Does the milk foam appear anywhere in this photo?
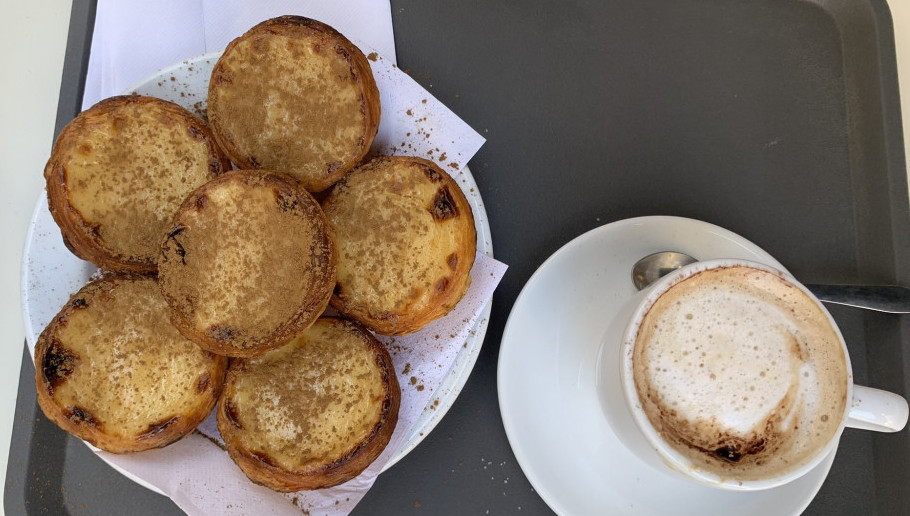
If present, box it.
[632,265,848,480]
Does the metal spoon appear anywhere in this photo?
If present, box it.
[631,251,698,291]
[631,251,910,314]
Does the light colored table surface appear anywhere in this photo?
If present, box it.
[1,1,909,511]
[0,0,72,510]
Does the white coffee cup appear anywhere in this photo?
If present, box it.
[614,258,908,491]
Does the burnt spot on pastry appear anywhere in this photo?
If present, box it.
[42,340,79,394]
[138,416,179,440]
[420,164,442,182]
[71,297,88,309]
[276,190,299,213]
[187,125,205,140]
[87,223,104,240]
[196,372,211,394]
[430,186,458,221]
[326,161,342,175]
[208,325,240,342]
[249,155,261,168]
[161,225,188,265]
[67,406,100,428]
[194,194,209,211]
[335,46,354,70]
[446,252,459,271]
[166,225,186,239]
[327,441,367,471]
[224,401,243,430]
[380,394,393,415]
[434,277,450,296]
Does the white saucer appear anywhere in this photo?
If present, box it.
[497,216,836,515]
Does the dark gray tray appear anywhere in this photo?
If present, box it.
[7,0,908,514]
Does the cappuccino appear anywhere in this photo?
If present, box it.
[631,265,848,482]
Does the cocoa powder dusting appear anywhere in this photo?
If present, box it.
[159,171,335,352]
[226,319,389,469]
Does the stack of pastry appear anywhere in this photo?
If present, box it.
[35,15,476,492]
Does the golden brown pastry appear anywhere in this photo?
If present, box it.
[44,95,230,273]
[207,15,381,192]
[157,169,336,357]
[217,317,400,491]
[321,156,476,335]
[34,274,228,453]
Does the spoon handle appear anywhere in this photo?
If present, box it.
[804,284,910,314]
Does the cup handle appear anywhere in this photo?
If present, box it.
[845,385,909,432]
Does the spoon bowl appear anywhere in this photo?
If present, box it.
[630,251,698,290]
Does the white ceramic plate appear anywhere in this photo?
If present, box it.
[22,53,492,478]
[497,216,835,516]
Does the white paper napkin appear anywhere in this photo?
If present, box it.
[70,1,508,515]
[83,0,396,110]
